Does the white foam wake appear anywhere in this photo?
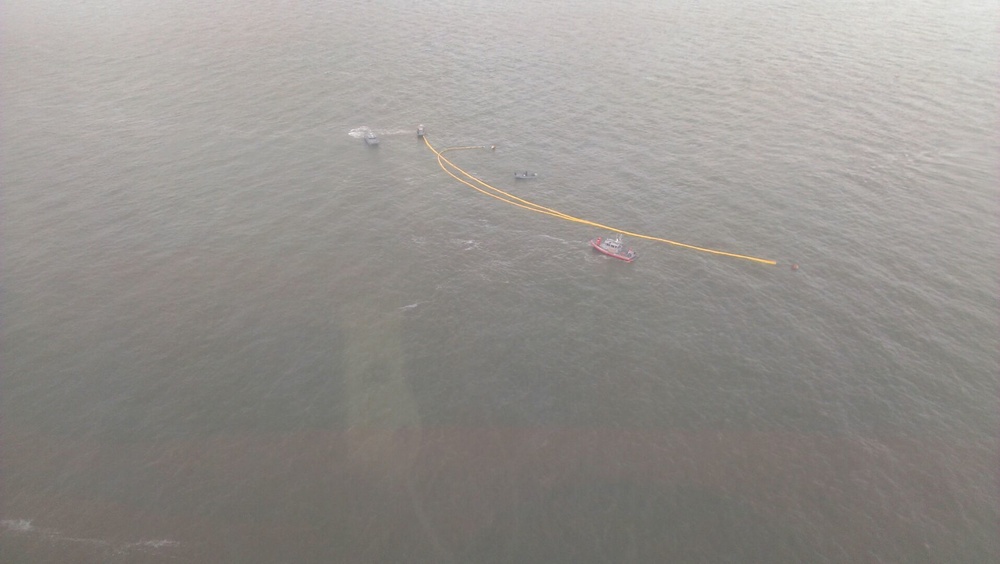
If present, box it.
[1,517,180,556]
[350,126,419,137]
[1,519,34,532]
[348,126,372,138]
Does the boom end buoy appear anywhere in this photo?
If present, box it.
[791,264,799,271]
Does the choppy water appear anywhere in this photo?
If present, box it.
[2,0,997,561]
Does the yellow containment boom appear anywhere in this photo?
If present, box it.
[422,135,777,266]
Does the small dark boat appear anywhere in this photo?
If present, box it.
[590,234,637,262]
[417,125,425,137]
[514,171,538,179]
[364,131,379,146]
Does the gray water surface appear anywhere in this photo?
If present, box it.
[2,0,997,561]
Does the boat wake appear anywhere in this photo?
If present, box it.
[348,126,372,138]
[350,126,417,138]
[1,518,181,557]
[537,234,573,245]
[1,519,34,533]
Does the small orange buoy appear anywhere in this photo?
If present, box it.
[791,264,799,271]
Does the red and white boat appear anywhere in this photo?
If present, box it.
[590,234,637,262]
